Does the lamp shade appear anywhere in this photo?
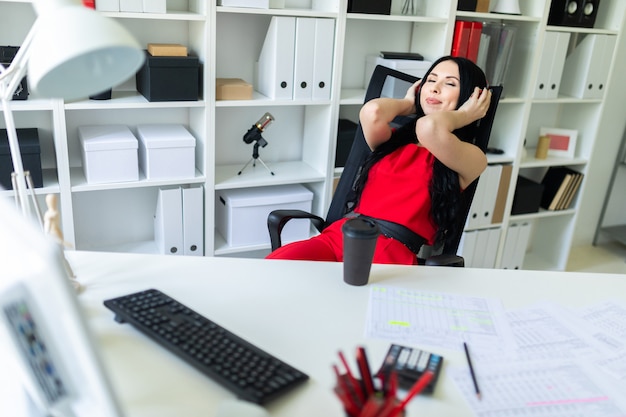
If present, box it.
[27,6,144,100]
[491,0,521,14]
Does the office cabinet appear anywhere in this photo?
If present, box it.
[1,0,624,270]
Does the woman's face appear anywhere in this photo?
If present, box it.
[419,60,461,115]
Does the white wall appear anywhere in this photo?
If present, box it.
[573,11,626,247]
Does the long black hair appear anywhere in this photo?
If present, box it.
[351,56,488,249]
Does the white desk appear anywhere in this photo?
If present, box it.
[25,252,626,416]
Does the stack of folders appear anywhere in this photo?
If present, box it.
[540,166,584,211]
[154,185,204,256]
[459,164,512,268]
[500,222,531,270]
[451,20,517,87]
[255,16,335,100]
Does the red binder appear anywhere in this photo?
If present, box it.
[467,21,483,63]
[451,20,472,58]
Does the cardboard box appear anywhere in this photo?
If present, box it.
[136,51,200,102]
[216,78,253,100]
[0,128,43,190]
[216,184,314,247]
[78,125,138,184]
[135,124,196,180]
[147,43,188,57]
[364,55,432,97]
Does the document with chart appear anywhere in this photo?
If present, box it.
[364,285,514,351]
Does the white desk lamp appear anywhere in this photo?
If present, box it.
[0,0,144,220]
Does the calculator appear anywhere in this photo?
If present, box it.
[376,344,443,393]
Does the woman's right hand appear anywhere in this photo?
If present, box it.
[403,80,421,113]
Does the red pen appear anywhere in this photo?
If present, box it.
[356,346,376,396]
[339,350,366,403]
[333,364,361,417]
[387,370,434,417]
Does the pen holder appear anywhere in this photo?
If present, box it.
[334,374,404,417]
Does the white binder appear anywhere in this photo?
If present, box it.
[479,164,503,227]
[466,169,489,229]
[534,32,570,99]
[482,227,501,269]
[312,18,335,101]
[473,228,491,268]
[501,223,520,269]
[457,230,478,268]
[560,34,616,99]
[510,221,531,270]
[182,185,204,256]
[293,18,316,100]
[154,187,183,256]
[256,16,296,99]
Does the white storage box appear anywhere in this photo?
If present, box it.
[78,125,138,184]
[216,184,314,247]
[136,124,196,180]
[364,55,432,98]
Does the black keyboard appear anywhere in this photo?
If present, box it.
[103,289,309,404]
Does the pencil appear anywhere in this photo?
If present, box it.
[463,342,481,400]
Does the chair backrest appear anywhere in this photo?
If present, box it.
[326,64,503,256]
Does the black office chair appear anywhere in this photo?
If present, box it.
[268,64,503,266]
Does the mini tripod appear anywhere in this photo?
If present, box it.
[238,112,275,176]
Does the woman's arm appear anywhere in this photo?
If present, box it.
[416,87,491,189]
[359,80,421,150]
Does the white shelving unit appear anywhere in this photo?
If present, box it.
[1,0,624,271]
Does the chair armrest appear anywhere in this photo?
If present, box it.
[267,209,325,252]
[424,253,465,267]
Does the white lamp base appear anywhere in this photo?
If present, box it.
[491,0,521,15]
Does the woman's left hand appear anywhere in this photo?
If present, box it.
[458,87,492,124]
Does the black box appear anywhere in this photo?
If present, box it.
[136,51,200,102]
[511,176,544,215]
[457,0,478,11]
[1,46,29,100]
[0,128,43,190]
[335,119,358,168]
[348,0,391,14]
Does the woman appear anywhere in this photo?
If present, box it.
[266,56,492,265]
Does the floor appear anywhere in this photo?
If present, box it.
[566,241,626,274]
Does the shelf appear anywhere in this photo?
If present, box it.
[69,167,206,192]
[64,92,205,110]
[215,161,324,190]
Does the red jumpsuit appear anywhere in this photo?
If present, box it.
[266,144,437,265]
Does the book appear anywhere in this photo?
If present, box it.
[379,51,424,60]
[540,167,581,211]
[558,172,583,210]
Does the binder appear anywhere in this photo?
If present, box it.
[476,33,491,71]
[560,34,616,99]
[256,16,296,99]
[311,18,335,101]
[510,221,531,270]
[451,20,471,58]
[473,228,490,268]
[500,223,519,269]
[478,164,503,226]
[483,227,501,269]
[491,164,512,224]
[465,169,488,229]
[182,185,204,256]
[155,186,183,255]
[293,18,316,100]
[547,32,570,99]
[457,230,478,267]
[534,32,569,99]
[466,21,483,63]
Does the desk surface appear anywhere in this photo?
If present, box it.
[14,252,626,416]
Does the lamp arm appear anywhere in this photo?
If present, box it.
[0,19,37,101]
[0,20,39,218]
